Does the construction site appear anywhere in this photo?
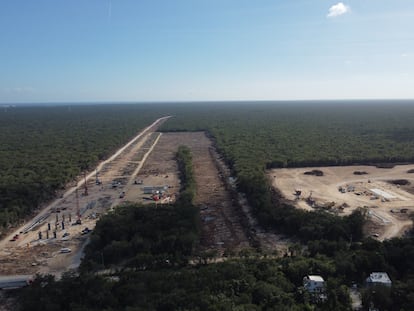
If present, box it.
[270,165,414,241]
[132,132,255,255]
[0,117,170,277]
[4,111,413,282]
[0,118,286,282]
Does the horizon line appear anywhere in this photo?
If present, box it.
[1,98,414,106]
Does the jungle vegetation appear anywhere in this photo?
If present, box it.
[160,102,414,240]
[4,101,414,310]
[0,105,163,232]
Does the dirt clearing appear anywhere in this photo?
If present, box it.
[269,165,414,240]
[135,132,252,255]
[0,123,284,278]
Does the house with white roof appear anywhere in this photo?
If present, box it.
[366,272,392,287]
[303,275,325,293]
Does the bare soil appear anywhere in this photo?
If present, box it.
[136,132,252,255]
[269,165,414,241]
[0,117,169,276]
[0,123,286,278]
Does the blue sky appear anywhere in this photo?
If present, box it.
[1,0,413,103]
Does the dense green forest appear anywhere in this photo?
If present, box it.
[161,102,414,167]
[81,202,200,270]
[20,237,414,310]
[159,102,414,240]
[20,259,349,311]
[3,101,414,310]
[3,101,414,233]
[81,146,199,270]
[0,105,163,232]
[18,144,352,311]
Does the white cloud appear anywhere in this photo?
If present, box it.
[327,2,350,18]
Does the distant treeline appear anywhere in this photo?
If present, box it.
[0,105,163,232]
[3,102,414,233]
[161,102,414,168]
[17,102,414,311]
[160,102,414,239]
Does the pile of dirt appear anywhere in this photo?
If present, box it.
[375,163,395,169]
[389,179,411,186]
[354,171,368,175]
[304,169,324,176]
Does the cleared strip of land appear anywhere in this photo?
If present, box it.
[0,117,169,276]
[135,132,252,255]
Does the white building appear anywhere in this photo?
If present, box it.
[303,275,325,293]
[366,272,392,287]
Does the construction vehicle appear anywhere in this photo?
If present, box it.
[73,219,82,225]
[81,227,91,235]
[112,181,121,188]
[10,234,19,242]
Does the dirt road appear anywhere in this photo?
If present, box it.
[0,116,169,276]
[1,122,287,277]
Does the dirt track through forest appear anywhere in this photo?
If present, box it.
[136,132,252,255]
[0,125,280,278]
[189,135,251,254]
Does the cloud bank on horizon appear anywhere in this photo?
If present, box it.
[327,2,351,18]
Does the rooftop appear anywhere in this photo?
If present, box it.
[306,275,325,282]
[367,272,392,284]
